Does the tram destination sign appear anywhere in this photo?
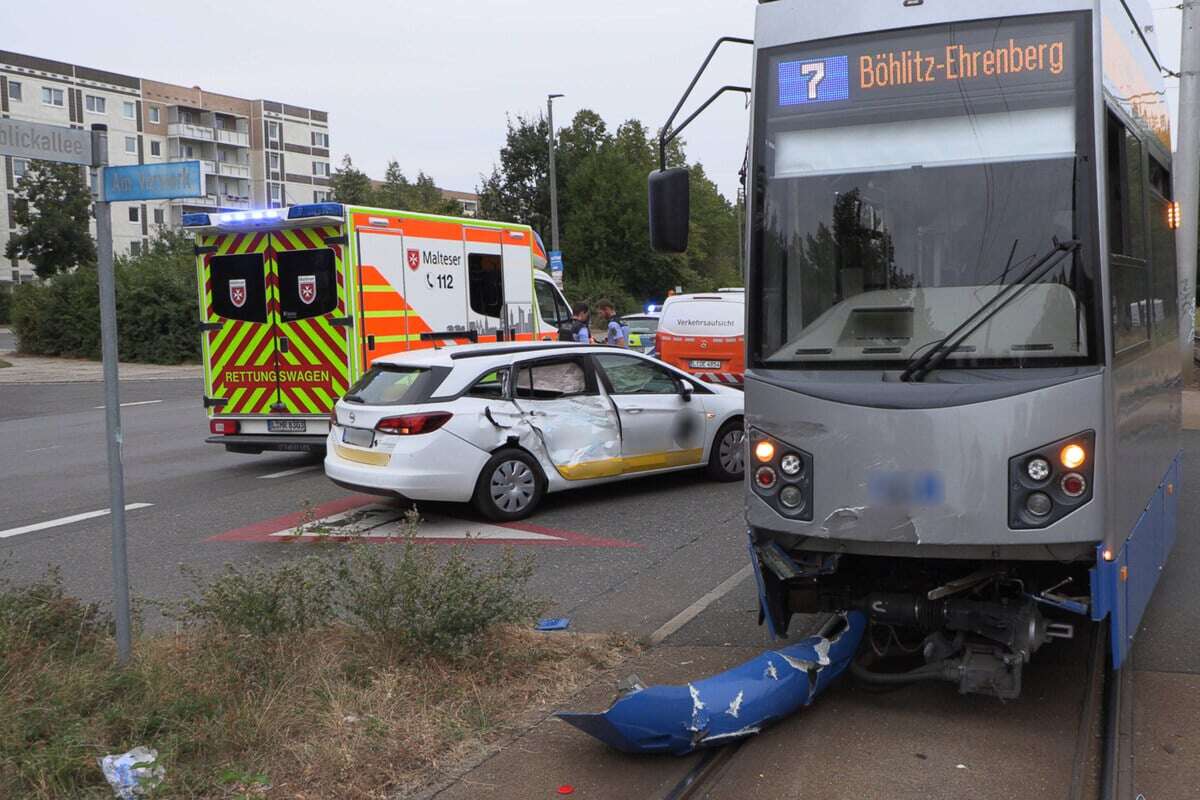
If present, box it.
[0,118,93,166]
[775,16,1078,110]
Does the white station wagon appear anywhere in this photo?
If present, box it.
[325,342,746,520]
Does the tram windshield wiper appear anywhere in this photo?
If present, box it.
[900,238,1082,383]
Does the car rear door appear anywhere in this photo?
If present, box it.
[592,353,707,473]
[511,355,622,480]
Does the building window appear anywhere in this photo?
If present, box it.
[12,159,29,179]
[312,161,330,177]
[41,87,64,107]
[122,101,135,119]
[125,136,137,154]
[311,131,330,148]
[85,94,106,114]
[129,207,140,223]
[314,190,332,203]
[153,208,164,225]
[269,184,282,207]
[148,105,160,123]
[7,81,21,101]
[150,140,161,157]
[130,241,142,257]
[267,121,281,148]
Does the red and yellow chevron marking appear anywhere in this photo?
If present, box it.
[203,232,279,415]
[269,228,350,415]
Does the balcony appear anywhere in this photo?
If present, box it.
[167,122,214,142]
[215,128,250,148]
[198,160,217,175]
[168,194,251,210]
[218,162,251,179]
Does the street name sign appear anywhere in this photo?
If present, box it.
[0,118,93,166]
[103,161,202,202]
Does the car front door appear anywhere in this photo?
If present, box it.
[511,356,622,480]
[593,353,707,474]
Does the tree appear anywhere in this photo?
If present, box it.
[478,114,552,234]
[330,155,374,205]
[5,161,96,279]
[478,109,741,313]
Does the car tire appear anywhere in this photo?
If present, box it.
[706,418,745,482]
[472,448,547,522]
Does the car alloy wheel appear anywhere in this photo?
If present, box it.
[719,428,745,475]
[490,459,536,514]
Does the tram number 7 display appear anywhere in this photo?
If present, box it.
[777,16,1076,109]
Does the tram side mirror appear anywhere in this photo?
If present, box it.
[649,168,690,253]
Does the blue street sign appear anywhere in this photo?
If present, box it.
[103,161,203,202]
[549,250,564,274]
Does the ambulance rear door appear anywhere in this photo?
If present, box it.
[270,225,352,416]
[464,227,505,340]
[199,231,277,416]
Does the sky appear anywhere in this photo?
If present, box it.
[1,1,1186,200]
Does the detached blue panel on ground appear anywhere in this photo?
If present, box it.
[1092,453,1180,669]
[557,612,865,755]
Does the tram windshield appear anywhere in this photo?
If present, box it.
[753,13,1098,369]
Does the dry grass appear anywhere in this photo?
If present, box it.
[2,622,635,800]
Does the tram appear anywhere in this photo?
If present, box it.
[650,0,1186,697]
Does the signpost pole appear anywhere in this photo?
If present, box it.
[1179,1,1200,376]
[92,125,133,666]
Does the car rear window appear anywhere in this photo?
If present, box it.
[625,317,660,334]
[346,366,433,405]
[660,300,744,337]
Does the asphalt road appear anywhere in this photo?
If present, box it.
[0,376,762,648]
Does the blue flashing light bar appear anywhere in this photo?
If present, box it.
[288,203,344,220]
[181,212,211,227]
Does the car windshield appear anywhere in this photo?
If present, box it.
[752,12,1098,369]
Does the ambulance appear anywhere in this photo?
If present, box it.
[184,203,573,453]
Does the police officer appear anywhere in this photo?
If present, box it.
[559,302,593,343]
[596,300,628,348]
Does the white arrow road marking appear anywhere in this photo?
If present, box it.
[93,400,163,409]
[259,465,322,480]
[0,503,154,540]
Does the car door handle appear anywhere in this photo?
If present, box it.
[625,407,644,414]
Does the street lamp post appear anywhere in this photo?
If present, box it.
[547,93,565,254]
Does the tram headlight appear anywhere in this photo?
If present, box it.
[1025,492,1053,517]
[779,485,805,511]
[1026,457,1051,482]
[749,428,814,522]
[780,453,804,477]
[1060,444,1087,470]
[1009,431,1095,530]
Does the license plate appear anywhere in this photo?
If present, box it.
[267,419,307,433]
[690,360,722,370]
[342,426,375,448]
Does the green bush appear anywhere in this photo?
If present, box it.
[338,520,544,658]
[0,285,11,325]
[176,557,339,638]
[10,230,199,364]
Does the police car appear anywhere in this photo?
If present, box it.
[325,342,745,520]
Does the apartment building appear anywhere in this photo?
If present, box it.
[0,50,330,284]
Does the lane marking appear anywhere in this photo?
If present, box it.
[93,400,164,409]
[258,465,322,480]
[208,495,640,548]
[25,445,63,454]
[0,503,154,540]
[649,564,754,645]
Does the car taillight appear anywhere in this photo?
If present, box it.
[210,419,240,435]
[329,407,338,427]
[375,412,452,436]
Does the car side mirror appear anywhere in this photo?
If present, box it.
[679,380,694,402]
[649,168,690,253]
